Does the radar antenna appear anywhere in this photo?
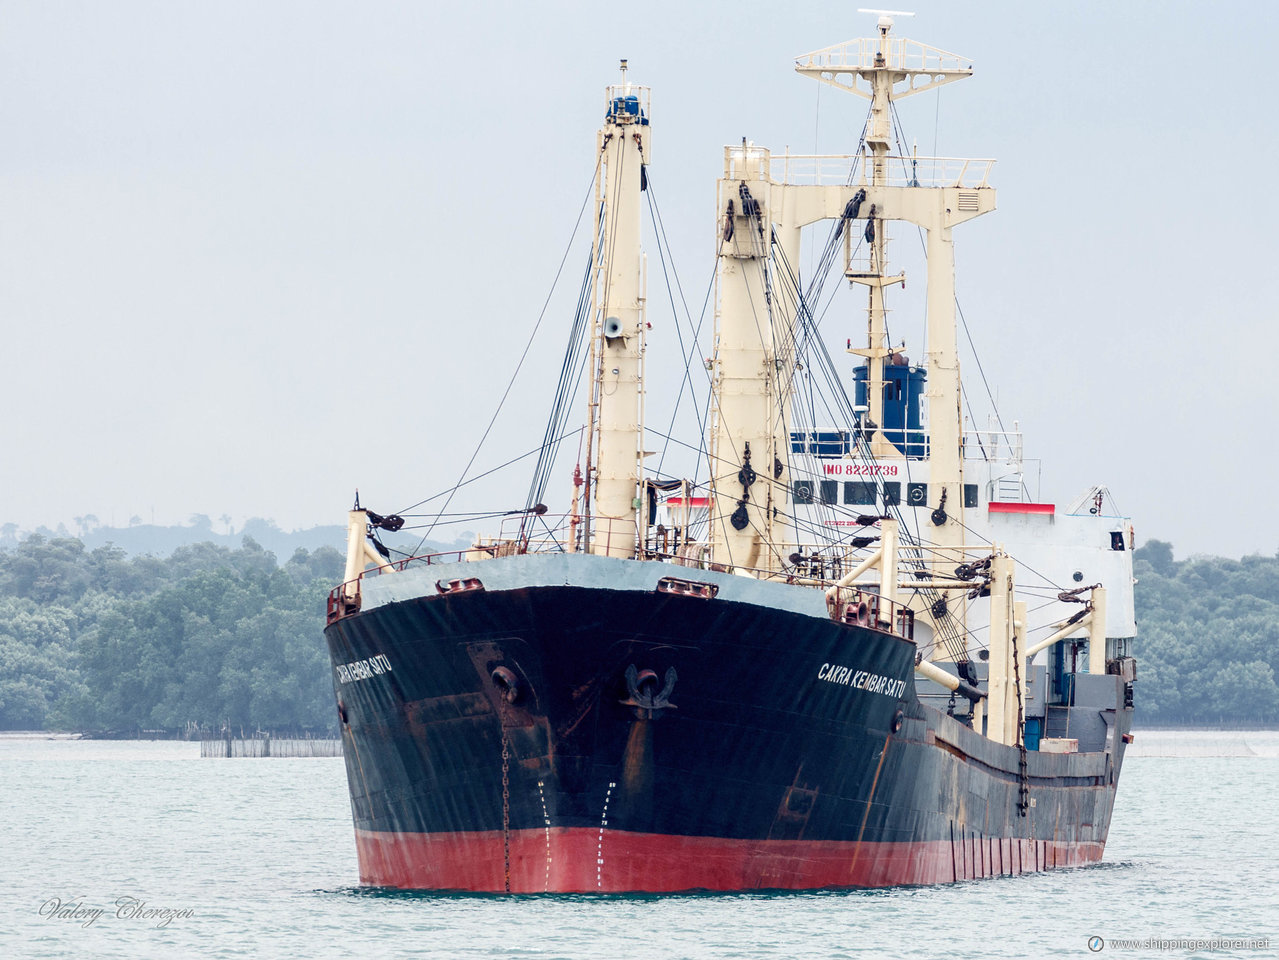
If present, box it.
[857,8,916,32]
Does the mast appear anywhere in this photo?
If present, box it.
[791,14,993,643]
[845,14,907,459]
[589,62,650,559]
[708,142,786,573]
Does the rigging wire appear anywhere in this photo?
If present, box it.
[397,432,582,516]
[889,99,1007,441]
[391,89,1070,660]
[377,426,585,559]
[644,174,716,477]
[522,232,599,529]
[404,151,605,555]
[883,99,1050,603]
[770,233,971,663]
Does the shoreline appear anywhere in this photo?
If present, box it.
[3,723,1277,740]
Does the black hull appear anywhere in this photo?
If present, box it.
[324,556,1130,891]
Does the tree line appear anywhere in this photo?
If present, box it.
[0,535,344,734]
[1130,540,1279,724]
[0,534,1276,733]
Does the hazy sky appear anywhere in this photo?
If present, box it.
[3,1,1276,558]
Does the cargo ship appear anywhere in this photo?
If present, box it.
[324,14,1137,892]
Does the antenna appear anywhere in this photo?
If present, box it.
[857,7,914,31]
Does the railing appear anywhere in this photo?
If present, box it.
[324,516,982,633]
[326,548,472,624]
[604,83,650,124]
[963,429,1024,463]
[723,143,772,181]
[771,153,995,189]
[795,37,971,76]
[779,543,878,582]
[327,512,644,624]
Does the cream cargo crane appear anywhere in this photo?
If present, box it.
[585,62,650,559]
[784,11,992,645]
[704,13,1069,745]
[710,11,993,578]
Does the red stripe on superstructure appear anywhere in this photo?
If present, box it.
[988,502,1056,515]
[353,827,1104,892]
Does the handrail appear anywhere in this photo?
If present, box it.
[795,37,971,76]
[326,513,994,627]
[771,153,995,188]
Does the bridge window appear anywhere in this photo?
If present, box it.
[788,431,851,456]
[844,482,875,505]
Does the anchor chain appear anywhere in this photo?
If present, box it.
[499,704,511,891]
[1012,624,1030,817]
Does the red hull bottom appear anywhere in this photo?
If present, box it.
[354,827,1104,892]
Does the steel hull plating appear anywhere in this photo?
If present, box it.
[324,562,1130,892]
[352,828,1105,891]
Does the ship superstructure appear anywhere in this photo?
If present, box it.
[323,15,1136,892]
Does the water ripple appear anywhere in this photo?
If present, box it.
[2,741,1275,959]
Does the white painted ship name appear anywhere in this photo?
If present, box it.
[335,654,393,684]
[817,663,906,699]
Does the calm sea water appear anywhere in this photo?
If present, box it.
[2,736,1275,959]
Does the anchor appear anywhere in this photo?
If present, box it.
[620,664,678,719]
